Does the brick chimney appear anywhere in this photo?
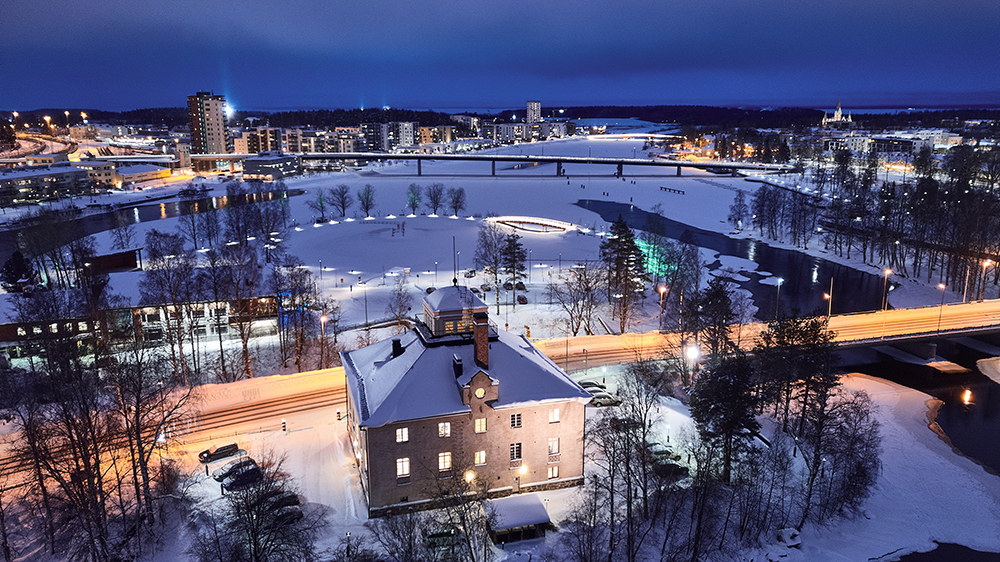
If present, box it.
[473,312,489,369]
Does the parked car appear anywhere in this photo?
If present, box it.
[426,287,436,294]
[222,465,262,491]
[480,283,492,292]
[503,281,513,291]
[464,268,476,278]
[264,491,301,511]
[273,505,305,525]
[212,458,257,482]
[590,392,622,407]
[516,295,528,305]
[515,281,526,291]
[199,443,239,464]
[470,287,482,296]
[579,380,607,391]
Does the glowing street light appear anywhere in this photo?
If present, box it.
[658,285,667,330]
[882,269,892,311]
[937,283,947,333]
[43,115,51,132]
[64,110,70,129]
[824,277,834,318]
[320,313,329,369]
[981,259,992,301]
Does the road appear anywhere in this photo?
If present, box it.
[178,300,1000,441]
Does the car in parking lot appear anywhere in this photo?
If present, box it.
[261,490,301,511]
[589,392,622,407]
[212,458,257,482]
[470,287,482,296]
[516,295,528,305]
[579,380,607,392]
[273,505,305,525]
[515,281,526,291]
[503,281,513,290]
[222,464,263,491]
[199,443,239,463]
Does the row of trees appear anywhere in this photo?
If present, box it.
[558,300,880,562]
[744,145,1000,299]
[308,183,468,222]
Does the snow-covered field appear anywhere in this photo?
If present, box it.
[6,134,1000,560]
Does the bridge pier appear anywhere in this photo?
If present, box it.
[676,166,681,176]
[616,163,623,177]
[492,160,495,176]
[417,159,422,176]
[556,161,563,176]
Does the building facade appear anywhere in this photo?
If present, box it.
[342,286,590,517]
[187,91,229,171]
[526,101,541,124]
[242,151,301,180]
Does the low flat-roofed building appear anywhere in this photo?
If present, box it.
[242,151,301,180]
[25,153,68,166]
[0,163,89,203]
[115,164,170,187]
[74,160,117,187]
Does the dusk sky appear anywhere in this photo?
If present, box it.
[4,0,998,113]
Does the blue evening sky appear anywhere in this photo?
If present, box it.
[3,0,998,112]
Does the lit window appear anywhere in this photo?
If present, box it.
[438,452,452,472]
[396,428,408,443]
[16,327,25,336]
[397,458,410,477]
[549,438,560,455]
[439,422,451,438]
[475,418,487,433]
[510,443,522,461]
[549,408,560,423]
[548,465,559,479]
[510,413,522,428]
[475,451,486,465]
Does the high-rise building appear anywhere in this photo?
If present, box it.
[187,91,229,156]
[526,100,541,124]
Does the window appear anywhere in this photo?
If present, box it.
[549,437,560,455]
[438,452,452,472]
[16,327,25,336]
[475,418,487,433]
[438,422,451,438]
[549,408,560,423]
[475,451,486,465]
[396,428,408,443]
[396,458,410,477]
[510,413,522,428]
[548,466,559,479]
[510,443,522,461]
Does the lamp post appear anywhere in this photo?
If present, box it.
[774,278,783,318]
[435,261,438,285]
[823,277,833,318]
[658,286,667,330]
[320,313,328,368]
[881,269,892,339]
[882,269,892,311]
[529,249,532,283]
[43,115,51,134]
[937,283,946,333]
[64,110,70,131]
[981,259,992,301]
[11,112,17,132]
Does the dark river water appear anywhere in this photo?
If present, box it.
[0,189,301,257]
[578,200,885,319]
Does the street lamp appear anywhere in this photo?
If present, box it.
[529,249,532,283]
[981,260,992,301]
[658,286,667,330]
[64,110,70,130]
[43,115,51,133]
[937,283,946,333]
[882,269,892,311]
[774,278,783,318]
[824,277,833,318]
[320,314,329,369]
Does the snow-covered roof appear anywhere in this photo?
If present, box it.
[488,494,551,530]
[423,284,486,313]
[116,164,167,176]
[342,291,590,428]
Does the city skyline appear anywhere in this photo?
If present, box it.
[3,0,999,112]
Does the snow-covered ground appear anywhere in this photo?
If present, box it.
[6,134,1000,559]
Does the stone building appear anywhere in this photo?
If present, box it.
[342,285,590,517]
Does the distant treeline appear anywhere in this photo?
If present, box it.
[8,104,1000,131]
